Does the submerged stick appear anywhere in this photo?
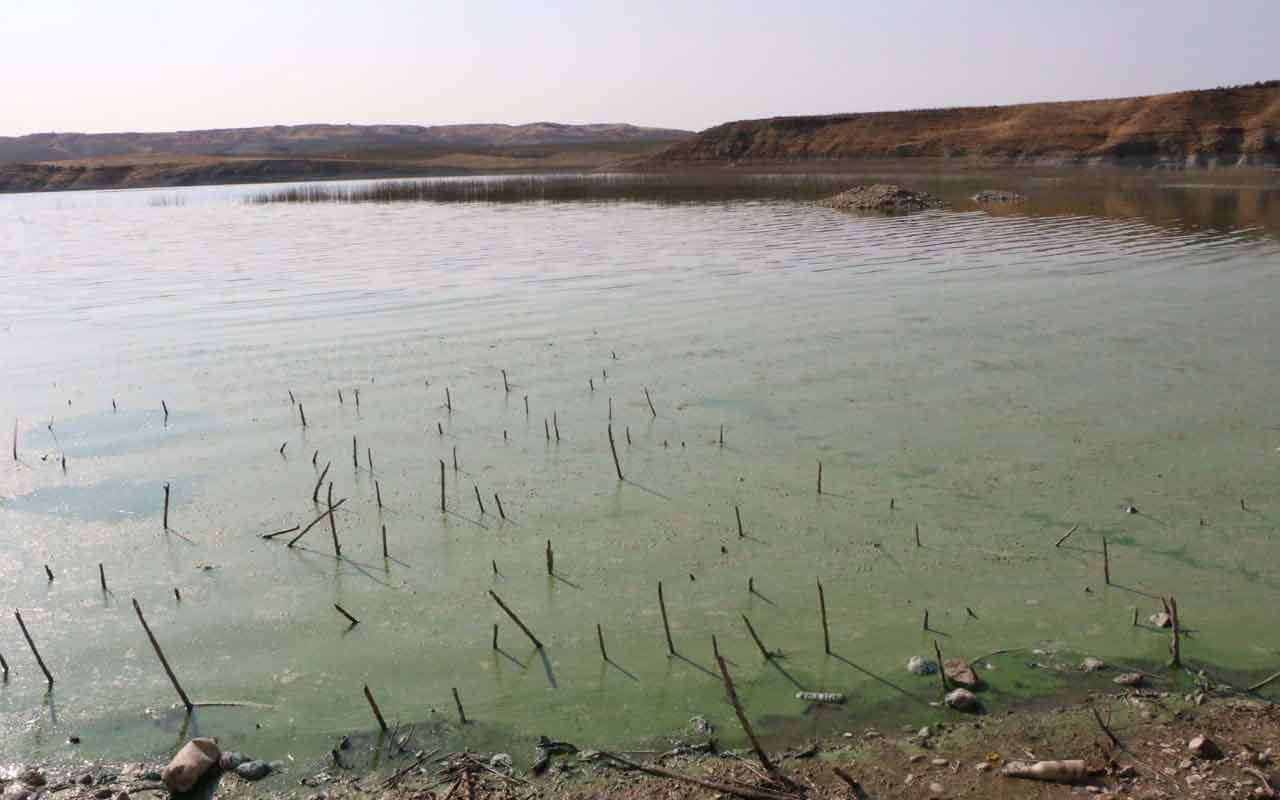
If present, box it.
[132,598,193,712]
[644,387,657,418]
[933,640,948,694]
[714,654,784,784]
[262,524,301,540]
[335,604,360,626]
[1055,524,1079,548]
[597,623,608,661]
[363,684,389,732]
[1169,596,1182,667]
[288,498,348,546]
[607,424,624,480]
[494,493,506,520]
[452,687,467,724]
[14,609,53,687]
[658,581,676,655]
[439,460,446,513]
[313,461,331,503]
[488,590,543,649]
[742,614,771,659]
[162,482,170,530]
[1246,670,1280,693]
[474,485,486,515]
[817,579,831,654]
[735,505,744,537]
[1103,536,1111,585]
[327,482,341,557]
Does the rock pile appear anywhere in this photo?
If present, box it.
[820,184,944,212]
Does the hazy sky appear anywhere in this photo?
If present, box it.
[2,0,1276,136]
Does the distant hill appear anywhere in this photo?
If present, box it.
[639,82,1280,168]
[0,122,692,163]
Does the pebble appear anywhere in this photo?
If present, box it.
[235,761,273,781]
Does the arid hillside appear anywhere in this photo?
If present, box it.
[641,83,1280,168]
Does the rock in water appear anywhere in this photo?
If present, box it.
[819,184,943,212]
[1080,657,1106,672]
[795,691,846,704]
[943,658,979,688]
[1149,612,1172,628]
[972,189,1025,203]
[944,688,979,712]
[234,761,272,781]
[162,738,221,794]
[1114,672,1145,687]
[907,655,938,675]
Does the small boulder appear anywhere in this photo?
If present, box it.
[945,688,979,712]
[1114,672,1145,687]
[1189,735,1223,760]
[908,656,938,675]
[1080,657,1106,672]
[1150,612,1173,628]
[18,769,46,789]
[219,752,249,771]
[820,184,944,213]
[234,761,272,781]
[490,753,513,770]
[944,658,979,688]
[162,738,221,794]
[2,784,32,800]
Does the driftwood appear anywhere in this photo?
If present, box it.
[1246,670,1280,692]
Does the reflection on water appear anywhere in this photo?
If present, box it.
[1,174,1279,770]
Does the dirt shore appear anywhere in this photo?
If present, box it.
[6,683,1276,800]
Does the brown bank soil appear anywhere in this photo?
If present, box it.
[7,689,1278,800]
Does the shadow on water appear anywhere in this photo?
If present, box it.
[829,652,934,706]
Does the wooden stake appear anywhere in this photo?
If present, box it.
[162,482,170,530]
[299,403,308,428]
[597,623,608,661]
[132,598,193,711]
[174,588,181,602]
[589,378,594,392]
[288,498,348,546]
[363,684,389,732]
[289,390,295,405]
[279,441,288,456]
[644,387,657,418]
[545,540,554,576]
[494,493,506,520]
[439,459,446,513]
[99,563,108,592]
[11,418,17,461]
[312,449,318,466]
[161,400,169,421]
[1169,596,1182,667]
[474,485,486,515]
[719,425,724,446]
[502,369,510,393]
[488,590,543,649]
[1055,524,1079,547]
[437,421,443,435]
[608,397,613,420]
[817,579,831,654]
[625,426,631,445]
[327,482,341,556]
[335,604,360,625]
[915,523,921,547]
[375,480,383,509]
[354,387,360,409]
[492,623,499,648]
[524,394,529,416]
[445,387,452,412]
[0,651,7,677]
[338,389,344,404]
[381,524,388,559]
[452,445,458,471]
[553,412,560,442]
[1103,536,1111,585]
[714,654,783,783]
[1133,607,1139,626]
[933,639,949,694]
[544,418,550,441]
[735,505,744,537]
[923,609,929,630]
[44,565,53,582]
[313,461,331,503]
[712,634,720,660]
[607,424,624,480]
[817,461,823,495]
[658,581,676,655]
[452,687,467,724]
[14,609,53,687]
[742,614,771,659]
[352,435,358,470]
[492,560,499,576]
[748,576,754,594]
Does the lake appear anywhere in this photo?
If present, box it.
[2,173,1279,772]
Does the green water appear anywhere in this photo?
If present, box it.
[1,176,1278,772]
